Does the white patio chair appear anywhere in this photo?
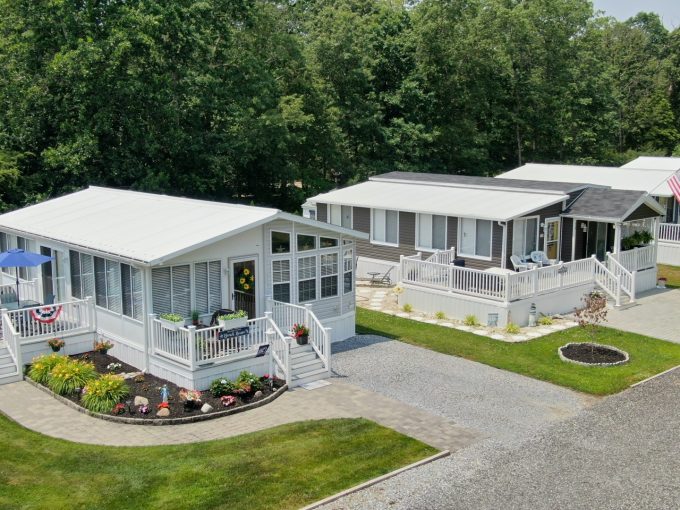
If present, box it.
[510,255,529,272]
[530,251,553,266]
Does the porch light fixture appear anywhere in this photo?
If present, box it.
[580,223,588,232]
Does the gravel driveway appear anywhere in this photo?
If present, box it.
[323,336,680,509]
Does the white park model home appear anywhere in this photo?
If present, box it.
[0,187,366,388]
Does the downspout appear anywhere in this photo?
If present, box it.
[498,221,508,269]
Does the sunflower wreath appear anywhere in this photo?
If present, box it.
[236,267,255,292]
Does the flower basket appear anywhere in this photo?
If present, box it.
[159,317,185,331]
[218,311,248,331]
[296,334,309,345]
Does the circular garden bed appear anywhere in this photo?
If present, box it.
[558,342,629,367]
[26,351,286,425]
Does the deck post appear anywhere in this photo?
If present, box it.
[265,295,273,313]
[187,326,197,370]
[324,326,332,375]
[631,271,637,302]
[304,303,312,328]
[615,274,622,307]
[265,315,274,377]
[532,269,538,296]
[146,313,157,372]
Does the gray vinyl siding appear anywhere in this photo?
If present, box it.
[506,201,565,266]
[624,203,661,222]
[352,207,418,262]
[317,203,328,223]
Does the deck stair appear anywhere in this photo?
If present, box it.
[289,343,328,386]
[0,341,22,385]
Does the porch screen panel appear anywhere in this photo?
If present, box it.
[81,254,95,300]
[132,267,143,321]
[106,260,122,313]
[476,220,491,257]
[194,262,209,314]
[94,257,107,307]
[16,237,28,280]
[152,267,171,315]
[171,265,191,317]
[70,251,82,299]
[121,264,133,317]
[208,261,222,312]
[272,259,291,303]
[343,247,353,294]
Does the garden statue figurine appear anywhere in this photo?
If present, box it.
[160,384,170,403]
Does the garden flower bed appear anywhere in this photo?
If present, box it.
[26,352,286,424]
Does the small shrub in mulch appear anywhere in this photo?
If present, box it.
[28,352,284,420]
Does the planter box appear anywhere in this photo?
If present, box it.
[219,317,248,330]
[159,317,185,331]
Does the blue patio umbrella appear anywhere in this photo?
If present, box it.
[0,248,53,304]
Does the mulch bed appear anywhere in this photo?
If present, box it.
[52,352,285,420]
[560,343,627,364]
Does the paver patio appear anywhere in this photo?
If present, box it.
[0,379,478,451]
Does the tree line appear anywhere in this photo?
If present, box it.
[0,0,679,213]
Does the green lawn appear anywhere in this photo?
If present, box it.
[357,308,680,395]
[658,264,680,288]
[0,415,436,510]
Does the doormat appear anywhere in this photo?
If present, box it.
[299,380,331,391]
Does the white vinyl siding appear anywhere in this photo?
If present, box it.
[272,259,291,303]
[320,253,339,298]
[512,217,539,259]
[297,256,317,303]
[459,218,492,259]
[372,209,398,245]
[417,214,446,251]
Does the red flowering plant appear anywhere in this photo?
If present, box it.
[112,403,126,415]
[157,402,170,410]
[291,323,309,338]
[221,395,237,407]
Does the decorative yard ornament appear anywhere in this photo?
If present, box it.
[30,305,63,324]
[160,384,170,403]
[528,303,537,327]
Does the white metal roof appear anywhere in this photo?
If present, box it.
[497,163,674,197]
[0,187,364,265]
[310,180,566,221]
[622,156,680,171]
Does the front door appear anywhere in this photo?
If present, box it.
[231,259,256,319]
[544,218,561,260]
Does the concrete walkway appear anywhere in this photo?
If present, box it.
[605,287,680,343]
[0,379,479,451]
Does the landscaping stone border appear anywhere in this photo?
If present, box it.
[25,376,288,425]
[558,342,630,367]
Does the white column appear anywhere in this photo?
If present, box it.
[613,222,622,254]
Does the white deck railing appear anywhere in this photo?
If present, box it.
[401,253,640,305]
[659,223,680,243]
[0,278,40,305]
[269,300,331,374]
[2,313,21,375]
[610,245,656,272]
[424,248,457,265]
[2,297,95,342]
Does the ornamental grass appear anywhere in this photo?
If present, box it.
[27,354,68,384]
[81,374,129,413]
[47,358,97,395]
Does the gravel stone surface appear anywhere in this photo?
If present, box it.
[323,336,680,509]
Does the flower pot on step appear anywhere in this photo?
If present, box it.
[296,334,309,345]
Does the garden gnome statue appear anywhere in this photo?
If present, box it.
[160,384,170,403]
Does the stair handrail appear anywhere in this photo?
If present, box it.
[606,253,636,302]
[592,256,621,306]
[265,312,291,386]
[1,308,21,375]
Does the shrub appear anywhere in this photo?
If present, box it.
[402,303,413,313]
[538,315,554,326]
[505,322,521,334]
[236,370,263,393]
[463,315,479,327]
[47,358,97,395]
[28,354,67,384]
[435,311,446,320]
[81,374,130,413]
[210,377,236,397]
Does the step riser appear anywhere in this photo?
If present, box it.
[291,361,325,375]
[291,352,317,364]
[0,364,18,376]
[0,372,23,385]
[290,370,329,388]
[0,348,9,357]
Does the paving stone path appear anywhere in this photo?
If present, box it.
[0,379,479,451]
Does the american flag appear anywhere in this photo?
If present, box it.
[669,171,680,204]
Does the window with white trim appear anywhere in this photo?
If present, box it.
[271,231,291,254]
[343,246,353,294]
[372,209,398,245]
[329,204,352,228]
[417,214,446,251]
[272,259,291,303]
[297,256,317,303]
[16,236,29,280]
[297,234,316,252]
[94,257,122,313]
[121,264,143,321]
[320,236,338,248]
[512,217,539,259]
[69,251,95,300]
[320,253,338,298]
[459,218,492,258]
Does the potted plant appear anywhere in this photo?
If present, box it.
[47,338,65,353]
[158,312,185,331]
[94,339,114,356]
[218,310,248,330]
[658,277,668,288]
[291,323,310,345]
[191,310,200,327]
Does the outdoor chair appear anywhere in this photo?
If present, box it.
[370,267,393,286]
[510,255,529,272]
[209,308,235,327]
[530,251,558,266]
